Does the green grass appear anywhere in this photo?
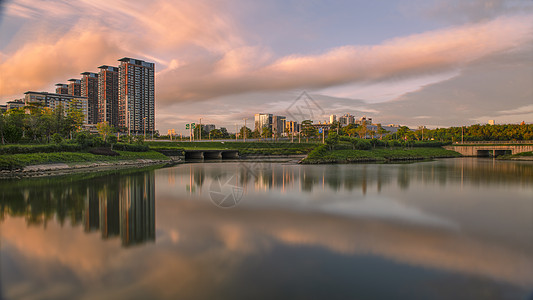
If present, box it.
[513,151,533,157]
[0,150,169,170]
[147,141,317,155]
[303,146,461,164]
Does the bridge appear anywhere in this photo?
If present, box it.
[183,150,239,160]
[444,141,533,157]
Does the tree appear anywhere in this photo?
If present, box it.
[329,121,342,135]
[344,124,357,137]
[376,124,389,140]
[219,127,230,138]
[107,135,118,150]
[239,126,252,140]
[261,127,273,140]
[325,132,339,150]
[96,121,114,142]
[51,133,63,144]
[65,99,85,137]
[251,129,261,139]
[301,120,317,142]
[210,129,223,139]
[356,124,368,139]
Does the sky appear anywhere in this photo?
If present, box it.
[0,0,532,134]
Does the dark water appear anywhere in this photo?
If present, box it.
[1,158,532,300]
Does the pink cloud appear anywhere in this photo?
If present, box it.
[157,14,533,103]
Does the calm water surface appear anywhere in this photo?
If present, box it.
[1,158,532,300]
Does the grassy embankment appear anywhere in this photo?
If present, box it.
[497,151,533,160]
[302,140,461,164]
[0,143,169,170]
[146,141,317,155]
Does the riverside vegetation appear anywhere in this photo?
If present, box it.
[302,134,460,164]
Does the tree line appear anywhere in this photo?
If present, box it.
[0,102,85,144]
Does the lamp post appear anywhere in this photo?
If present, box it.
[243,118,248,142]
[199,118,202,141]
[143,117,146,139]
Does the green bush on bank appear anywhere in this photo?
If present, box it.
[0,150,169,170]
[303,147,461,164]
[0,143,83,155]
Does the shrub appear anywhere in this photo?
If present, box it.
[76,131,90,147]
[91,136,106,147]
[89,147,119,156]
[355,139,371,150]
[0,144,82,155]
[51,133,63,144]
[113,143,149,152]
[134,135,145,145]
[325,132,339,150]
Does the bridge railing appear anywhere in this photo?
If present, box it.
[454,141,533,145]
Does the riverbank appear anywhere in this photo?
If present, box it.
[497,151,533,161]
[301,146,461,164]
[0,150,174,179]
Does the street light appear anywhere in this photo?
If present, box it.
[199,118,202,141]
[143,117,146,139]
[243,118,248,142]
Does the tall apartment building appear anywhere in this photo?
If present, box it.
[329,114,336,124]
[81,72,99,124]
[67,79,81,96]
[118,58,155,135]
[55,84,68,95]
[357,116,372,125]
[24,91,88,124]
[97,65,119,127]
[254,113,273,131]
[6,99,25,110]
[272,116,286,136]
[338,114,355,126]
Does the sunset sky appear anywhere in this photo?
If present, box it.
[1,0,532,133]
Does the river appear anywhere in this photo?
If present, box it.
[1,158,532,300]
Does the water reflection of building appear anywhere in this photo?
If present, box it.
[83,172,155,247]
[120,174,156,246]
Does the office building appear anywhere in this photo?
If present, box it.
[286,120,300,134]
[330,115,336,124]
[254,113,273,131]
[24,91,88,123]
[98,65,119,127]
[273,116,286,136]
[55,84,68,95]
[81,72,99,124]
[118,57,155,135]
[67,79,81,96]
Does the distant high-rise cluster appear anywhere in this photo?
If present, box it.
[21,57,155,134]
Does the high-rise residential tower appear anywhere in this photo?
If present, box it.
[118,58,155,135]
[98,65,119,128]
[67,79,81,96]
[81,72,99,124]
[55,84,68,95]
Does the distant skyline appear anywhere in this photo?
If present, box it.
[1,0,532,134]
